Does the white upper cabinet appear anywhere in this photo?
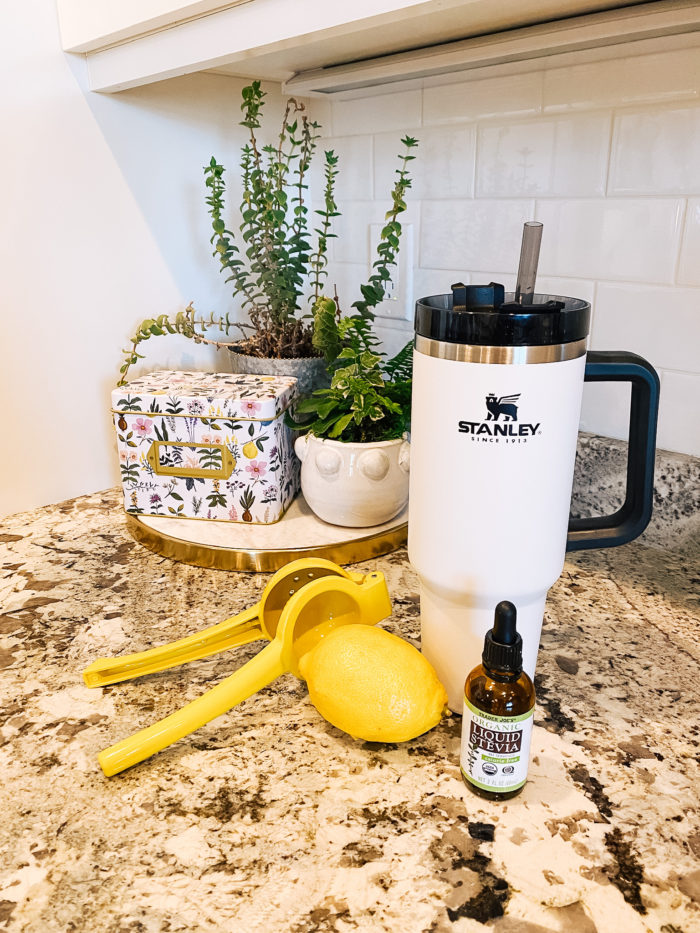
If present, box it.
[56,0,700,93]
[56,0,253,54]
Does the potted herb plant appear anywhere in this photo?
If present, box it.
[117,81,418,393]
[291,299,413,528]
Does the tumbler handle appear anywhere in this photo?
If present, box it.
[567,351,660,552]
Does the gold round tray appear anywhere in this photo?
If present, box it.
[125,495,407,572]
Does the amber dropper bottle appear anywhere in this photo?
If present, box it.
[460,601,536,801]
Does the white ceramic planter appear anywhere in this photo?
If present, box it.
[294,434,410,528]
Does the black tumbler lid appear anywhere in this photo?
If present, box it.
[415,282,590,347]
[482,601,523,675]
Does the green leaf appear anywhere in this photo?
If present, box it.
[315,399,338,419]
[360,283,380,303]
[359,350,381,370]
[294,397,324,414]
[328,412,354,438]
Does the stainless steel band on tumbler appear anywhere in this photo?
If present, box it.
[414,335,588,365]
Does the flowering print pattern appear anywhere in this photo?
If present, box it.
[112,371,300,524]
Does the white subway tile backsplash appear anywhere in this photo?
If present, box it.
[414,268,471,300]
[328,201,375,265]
[470,271,517,290]
[543,40,700,112]
[590,283,700,374]
[373,320,414,358]
[305,96,333,136]
[579,380,631,443]
[535,277,596,306]
[310,136,373,201]
[610,106,700,196]
[332,200,420,267]
[477,113,610,197]
[322,261,368,313]
[423,72,542,125]
[326,43,700,457]
[332,90,421,136]
[374,126,474,200]
[455,274,595,307]
[412,273,594,308]
[579,369,700,456]
[656,370,700,457]
[420,200,534,271]
[536,199,684,283]
[678,199,700,286]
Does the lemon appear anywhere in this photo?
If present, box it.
[242,441,258,459]
[299,624,448,743]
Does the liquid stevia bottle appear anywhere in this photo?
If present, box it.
[460,601,536,800]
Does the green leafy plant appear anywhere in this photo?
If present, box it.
[117,304,240,387]
[117,81,417,385]
[288,299,412,444]
[205,82,320,359]
[351,136,418,318]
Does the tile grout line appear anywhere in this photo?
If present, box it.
[672,198,689,287]
[603,107,615,198]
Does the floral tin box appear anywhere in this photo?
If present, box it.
[111,371,300,524]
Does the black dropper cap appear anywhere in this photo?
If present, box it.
[482,601,523,675]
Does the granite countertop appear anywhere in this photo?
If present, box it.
[1,438,699,933]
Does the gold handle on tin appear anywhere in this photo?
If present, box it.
[146,441,235,480]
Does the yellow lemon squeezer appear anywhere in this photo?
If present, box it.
[83,559,392,777]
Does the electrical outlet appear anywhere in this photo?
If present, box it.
[369,223,413,321]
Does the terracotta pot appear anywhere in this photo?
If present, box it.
[228,349,328,396]
[294,434,410,528]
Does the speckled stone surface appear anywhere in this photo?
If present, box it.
[0,439,698,933]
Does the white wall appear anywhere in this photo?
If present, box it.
[309,35,700,458]
[0,4,286,517]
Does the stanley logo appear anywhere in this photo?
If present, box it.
[458,393,541,443]
[486,393,520,421]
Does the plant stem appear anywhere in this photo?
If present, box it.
[351,135,418,319]
[311,151,339,303]
[117,304,250,386]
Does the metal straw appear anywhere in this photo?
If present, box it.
[514,221,543,305]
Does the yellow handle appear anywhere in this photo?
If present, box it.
[83,604,262,688]
[98,640,284,776]
[146,441,235,479]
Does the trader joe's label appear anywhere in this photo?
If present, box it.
[460,699,534,793]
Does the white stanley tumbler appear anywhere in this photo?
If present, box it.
[408,280,659,711]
